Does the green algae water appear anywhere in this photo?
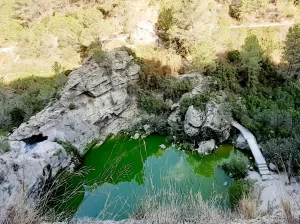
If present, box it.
[65,135,237,221]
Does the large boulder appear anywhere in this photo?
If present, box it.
[0,140,71,217]
[185,106,205,128]
[184,123,200,137]
[201,101,231,142]
[181,102,231,142]
[235,134,249,150]
[184,106,205,137]
[197,139,216,154]
[1,48,141,217]
[268,163,278,172]
[168,109,181,127]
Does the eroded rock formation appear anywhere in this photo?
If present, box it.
[183,102,231,143]
[0,48,141,216]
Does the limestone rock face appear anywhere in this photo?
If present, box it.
[197,139,216,154]
[0,140,71,217]
[201,101,231,142]
[9,49,140,154]
[168,109,181,127]
[185,106,205,128]
[184,106,205,137]
[235,134,249,150]
[131,20,158,45]
[179,102,231,142]
[1,48,141,217]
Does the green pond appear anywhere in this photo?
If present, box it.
[63,135,241,221]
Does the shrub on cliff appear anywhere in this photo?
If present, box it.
[180,93,210,114]
[222,153,249,179]
[164,79,192,101]
[138,93,170,115]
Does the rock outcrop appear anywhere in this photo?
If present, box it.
[131,20,158,45]
[0,140,71,217]
[197,139,216,154]
[167,109,181,128]
[201,101,231,142]
[234,134,250,150]
[0,48,141,216]
[9,49,140,154]
[182,102,231,143]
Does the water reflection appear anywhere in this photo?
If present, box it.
[72,138,234,221]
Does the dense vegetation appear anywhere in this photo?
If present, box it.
[1,0,298,175]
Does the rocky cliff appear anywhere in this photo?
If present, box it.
[0,48,141,217]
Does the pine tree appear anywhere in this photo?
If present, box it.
[240,34,263,89]
[284,24,300,75]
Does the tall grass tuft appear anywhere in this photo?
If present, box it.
[238,193,258,219]
[132,186,234,223]
[0,167,92,224]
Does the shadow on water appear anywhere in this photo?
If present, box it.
[54,135,239,221]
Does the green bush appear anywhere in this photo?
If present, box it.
[180,142,194,151]
[139,116,170,136]
[211,64,239,92]
[0,140,10,153]
[164,79,192,101]
[139,72,166,91]
[222,153,249,179]
[262,137,300,173]
[10,108,25,127]
[157,7,174,33]
[68,103,76,110]
[228,179,255,208]
[138,93,170,115]
[227,50,240,63]
[179,93,210,114]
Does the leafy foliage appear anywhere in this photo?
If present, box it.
[262,136,300,172]
[227,50,240,63]
[284,23,300,75]
[140,116,171,136]
[180,93,210,114]
[0,70,68,132]
[228,180,255,209]
[222,153,249,179]
[138,93,170,115]
[164,79,192,101]
[240,34,264,89]
[9,108,25,127]
[211,63,239,91]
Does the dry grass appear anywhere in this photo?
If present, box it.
[133,45,185,76]
[238,193,259,219]
[132,187,234,224]
[0,168,92,224]
[280,197,298,224]
[0,196,56,224]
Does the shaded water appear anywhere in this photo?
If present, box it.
[65,135,238,221]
